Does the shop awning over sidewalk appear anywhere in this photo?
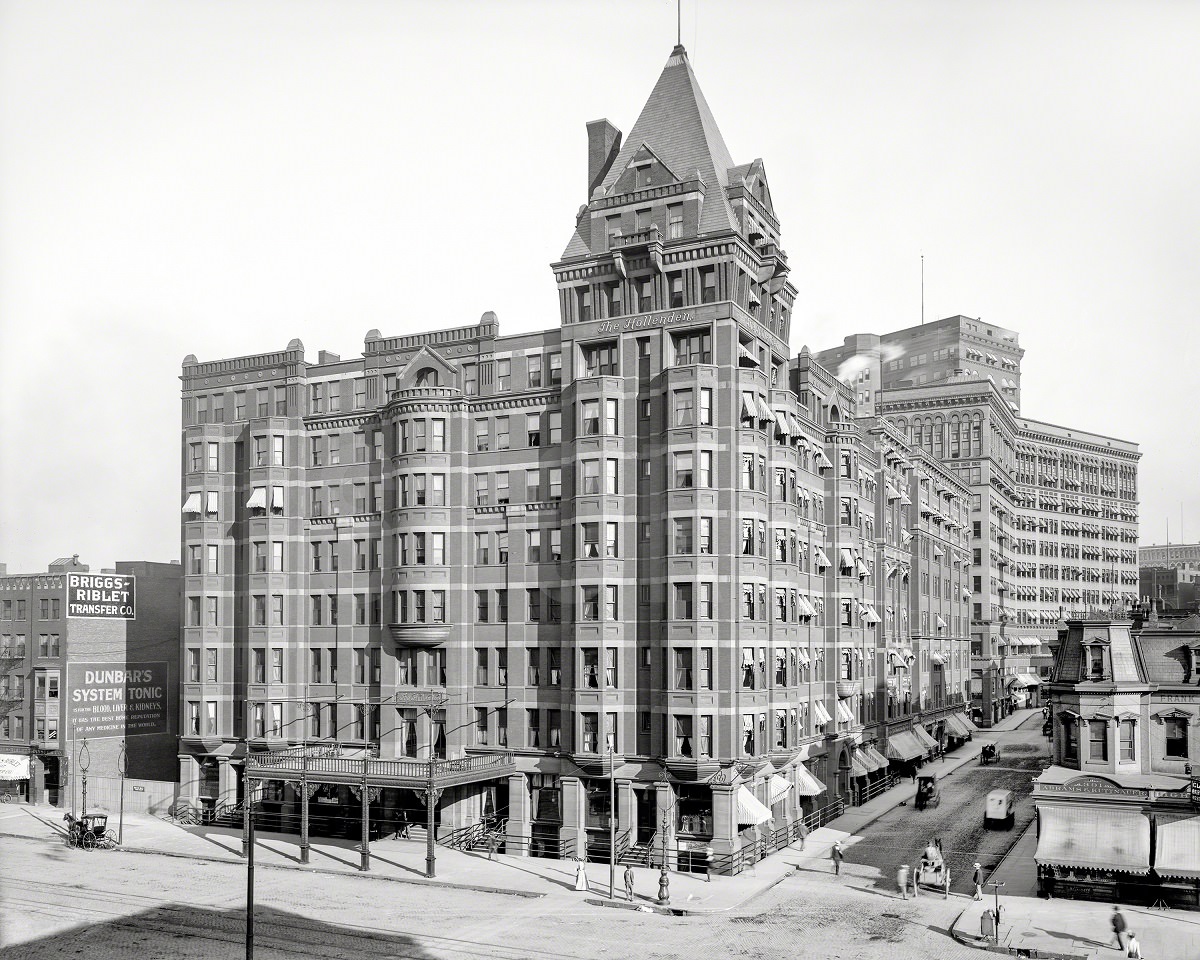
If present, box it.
[1154,816,1200,879]
[943,713,975,739]
[912,726,939,753]
[736,786,773,825]
[860,744,890,771]
[884,731,926,762]
[1035,805,1151,874]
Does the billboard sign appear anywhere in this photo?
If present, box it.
[67,661,169,739]
[67,573,136,620]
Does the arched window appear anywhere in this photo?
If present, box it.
[415,368,439,388]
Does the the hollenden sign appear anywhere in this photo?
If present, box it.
[67,662,169,738]
[67,573,136,620]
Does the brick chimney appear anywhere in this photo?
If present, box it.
[586,119,622,198]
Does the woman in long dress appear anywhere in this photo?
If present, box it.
[574,859,590,892]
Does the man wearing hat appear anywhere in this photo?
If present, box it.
[973,862,985,900]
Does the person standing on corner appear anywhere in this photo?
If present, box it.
[896,864,910,900]
[797,817,808,851]
[575,858,590,892]
[973,862,984,900]
[831,840,844,876]
[623,863,635,902]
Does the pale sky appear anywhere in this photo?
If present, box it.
[1,0,1197,573]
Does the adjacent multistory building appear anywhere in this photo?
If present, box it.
[177,45,973,871]
[0,557,180,807]
[816,330,1139,726]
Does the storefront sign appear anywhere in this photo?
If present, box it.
[1039,782,1147,799]
[67,661,169,738]
[0,755,30,781]
[67,573,136,620]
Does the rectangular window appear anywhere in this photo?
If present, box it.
[1166,717,1189,758]
[475,590,489,623]
[674,648,693,689]
[528,355,542,388]
[1089,719,1108,761]
[1119,719,1135,761]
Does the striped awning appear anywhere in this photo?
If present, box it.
[884,731,926,762]
[182,492,202,514]
[1155,816,1200,879]
[1035,806,1150,875]
[943,713,974,739]
[860,744,890,771]
[850,754,871,777]
[835,700,854,724]
[736,785,773,825]
[812,701,833,725]
[793,764,827,796]
[767,773,792,805]
[913,726,939,753]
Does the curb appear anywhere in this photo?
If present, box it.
[0,829,545,899]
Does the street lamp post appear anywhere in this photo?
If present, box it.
[78,738,90,817]
[657,806,670,906]
[117,739,127,845]
[608,744,616,900]
[987,880,1005,942]
[299,746,310,864]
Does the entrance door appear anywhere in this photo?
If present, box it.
[635,787,656,844]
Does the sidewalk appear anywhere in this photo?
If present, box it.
[0,710,1037,918]
[952,896,1200,960]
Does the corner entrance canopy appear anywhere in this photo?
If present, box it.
[245,746,517,792]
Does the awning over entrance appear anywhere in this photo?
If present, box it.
[943,713,975,739]
[884,731,926,762]
[1035,805,1151,874]
[850,754,871,778]
[1008,673,1041,688]
[793,764,827,796]
[736,785,773,825]
[766,774,792,806]
[1156,816,1200,878]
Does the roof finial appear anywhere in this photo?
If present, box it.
[677,0,681,46]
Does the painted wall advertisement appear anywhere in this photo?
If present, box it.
[67,573,136,619]
[67,662,169,738]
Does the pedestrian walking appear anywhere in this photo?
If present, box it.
[574,859,590,892]
[1125,931,1142,959]
[973,862,984,900]
[487,831,497,860]
[910,767,918,784]
[910,867,920,898]
[1111,905,1128,950]
[797,818,808,851]
[896,864,910,900]
[831,841,844,875]
[623,864,635,902]
[703,846,714,882]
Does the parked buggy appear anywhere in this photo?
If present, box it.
[915,839,952,897]
[64,812,118,850]
[914,775,941,810]
[979,742,998,765]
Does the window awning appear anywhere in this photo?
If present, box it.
[797,596,818,618]
[1008,673,1041,688]
[735,785,773,825]
[850,754,871,778]
[943,712,974,739]
[835,700,854,724]
[901,530,913,545]
[900,492,912,505]
[270,486,285,510]
[182,492,202,514]
[205,492,219,515]
[793,764,827,796]
[737,343,759,366]
[962,587,972,600]
[863,605,881,625]
[812,701,833,725]
[740,393,756,421]
[912,726,939,753]
[815,450,833,470]
[839,548,854,570]
[815,548,832,569]
[774,414,791,440]
[884,731,925,762]
[935,615,947,630]
[930,651,946,666]
[754,397,776,423]
[1035,806,1150,874]
[886,483,900,501]
[1155,816,1200,879]
[788,413,806,437]
[932,546,944,558]
[854,557,870,578]
[766,773,792,806]
[246,487,268,510]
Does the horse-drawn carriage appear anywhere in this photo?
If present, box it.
[915,839,952,896]
[914,775,941,810]
[979,742,998,765]
[64,812,117,850]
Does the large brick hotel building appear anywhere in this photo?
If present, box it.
[175,45,1112,868]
